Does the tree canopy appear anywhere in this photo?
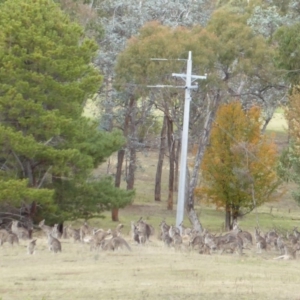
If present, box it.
[196,102,281,229]
[0,0,133,223]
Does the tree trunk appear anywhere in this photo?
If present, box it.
[115,149,125,188]
[225,205,231,231]
[126,96,136,190]
[167,117,175,210]
[127,147,136,190]
[155,115,167,201]
[174,139,181,192]
[187,92,220,232]
[111,207,119,222]
[261,116,272,133]
[112,96,135,221]
[113,149,126,222]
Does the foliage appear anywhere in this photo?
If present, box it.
[0,0,132,223]
[115,21,219,92]
[206,8,287,128]
[53,176,135,220]
[247,5,287,39]
[274,23,300,84]
[278,87,300,204]
[196,102,281,226]
[55,0,104,41]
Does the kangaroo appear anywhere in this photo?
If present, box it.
[62,224,69,239]
[90,229,111,251]
[0,229,9,246]
[39,219,53,237]
[11,220,29,240]
[48,233,62,253]
[169,225,182,248]
[102,236,132,251]
[52,224,62,239]
[293,227,300,241]
[232,223,253,247]
[130,221,139,243]
[80,221,91,242]
[276,235,285,255]
[255,227,267,253]
[274,243,300,260]
[67,225,80,243]
[204,231,218,253]
[159,220,173,246]
[218,238,243,255]
[180,222,192,236]
[189,232,205,250]
[6,233,19,246]
[136,217,152,242]
[264,229,278,249]
[27,239,37,255]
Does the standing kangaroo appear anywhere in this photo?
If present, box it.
[27,239,37,255]
[255,227,267,253]
[48,233,62,253]
[11,220,29,240]
[39,219,53,237]
[0,229,9,246]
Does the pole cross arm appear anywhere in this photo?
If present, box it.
[147,85,186,88]
[172,73,207,81]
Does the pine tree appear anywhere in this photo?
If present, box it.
[0,0,132,223]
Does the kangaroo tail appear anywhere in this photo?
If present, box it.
[123,239,132,251]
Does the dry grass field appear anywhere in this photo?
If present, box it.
[2,110,300,300]
[1,232,300,300]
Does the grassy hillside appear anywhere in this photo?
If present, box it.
[91,109,299,235]
[2,111,300,300]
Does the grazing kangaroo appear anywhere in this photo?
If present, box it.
[255,227,267,253]
[27,239,37,255]
[218,238,243,255]
[48,233,62,253]
[189,232,205,250]
[102,236,132,251]
[189,233,210,254]
[11,220,29,240]
[39,219,53,237]
[90,229,111,251]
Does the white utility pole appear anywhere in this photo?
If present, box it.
[172,51,207,230]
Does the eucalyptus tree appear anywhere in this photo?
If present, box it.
[92,0,216,220]
[114,21,222,229]
[206,8,287,132]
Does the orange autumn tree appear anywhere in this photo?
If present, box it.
[196,101,281,230]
